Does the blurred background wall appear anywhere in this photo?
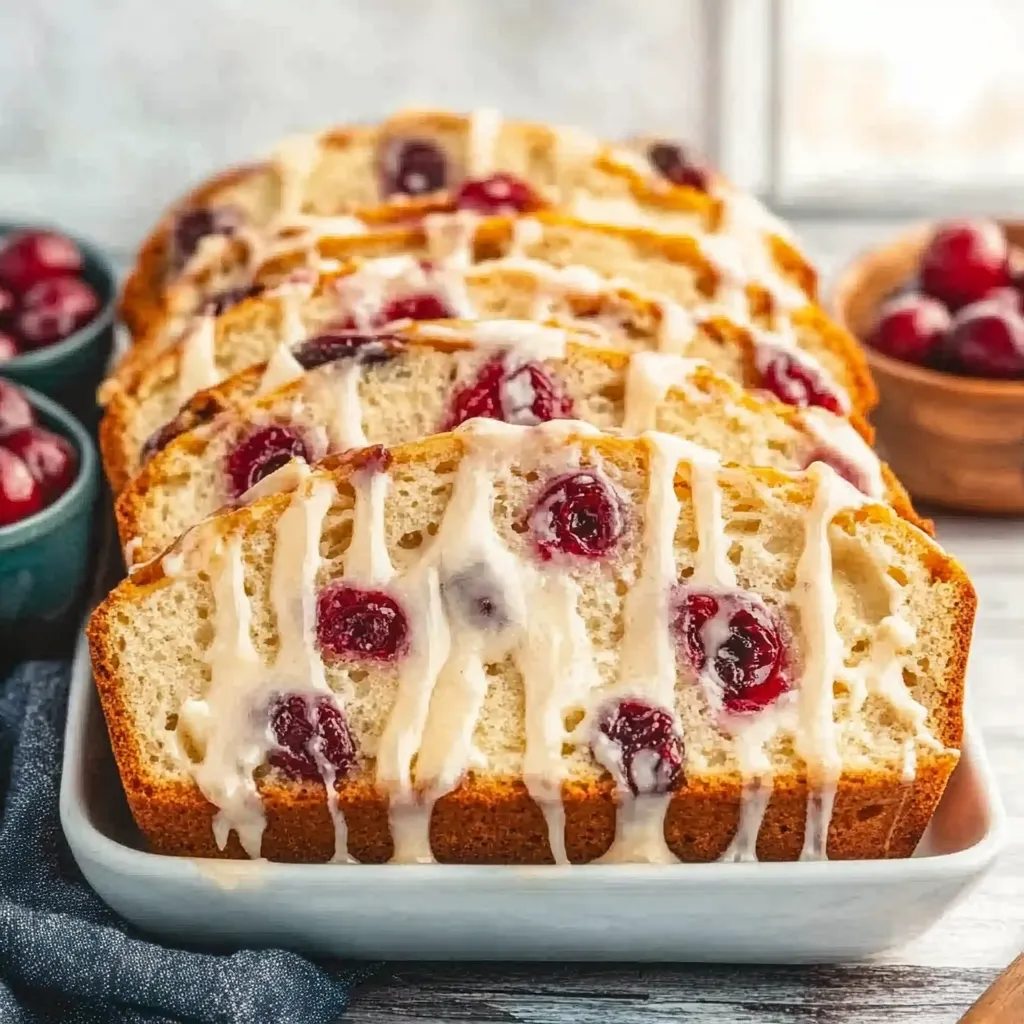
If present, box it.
[0,0,710,258]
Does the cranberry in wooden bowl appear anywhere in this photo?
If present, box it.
[0,223,116,424]
[834,219,1024,514]
[0,379,98,667]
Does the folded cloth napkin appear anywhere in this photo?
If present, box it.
[0,660,378,1024]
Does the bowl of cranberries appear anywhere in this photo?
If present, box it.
[835,218,1024,514]
[0,377,98,659]
[0,224,115,418]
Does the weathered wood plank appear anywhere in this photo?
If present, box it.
[344,964,1001,1024]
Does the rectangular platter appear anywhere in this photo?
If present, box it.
[61,624,1005,963]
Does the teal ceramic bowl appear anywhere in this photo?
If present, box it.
[0,383,99,663]
[0,223,117,427]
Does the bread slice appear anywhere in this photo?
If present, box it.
[114,324,922,568]
[100,228,873,491]
[119,108,813,338]
[88,425,973,864]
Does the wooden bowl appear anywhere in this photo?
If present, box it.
[833,221,1024,515]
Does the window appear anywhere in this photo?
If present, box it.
[713,0,1024,213]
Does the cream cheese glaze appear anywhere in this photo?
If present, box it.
[171,423,932,865]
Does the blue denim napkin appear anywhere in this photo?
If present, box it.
[0,660,379,1024]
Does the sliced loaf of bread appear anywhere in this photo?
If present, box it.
[115,325,921,568]
[120,108,811,338]
[88,424,973,865]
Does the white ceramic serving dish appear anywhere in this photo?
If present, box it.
[62,626,1005,963]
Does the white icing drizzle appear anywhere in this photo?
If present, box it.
[621,352,706,435]
[596,432,725,864]
[239,458,312,504]
[423,210,479,268]
[302,359,368,452]
[466,108,504,178]
[179,479,346,860]
[271,133,323,218]
[334,255,475,328]
[656,300,699,354]
[801,409,885,499]
[175,315,219,406]
[793,463,865,861]
[416,319,568,363]
[257,343,306,396]
[508,218,545,259]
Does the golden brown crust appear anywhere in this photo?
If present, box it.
[116,113,817,343]
[88,431,974,863]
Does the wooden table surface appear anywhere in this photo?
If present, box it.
[342,223,1024,1024]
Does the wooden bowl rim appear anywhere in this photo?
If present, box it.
[833,219,1024,403]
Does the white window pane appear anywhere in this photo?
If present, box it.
[777,0,1024,201]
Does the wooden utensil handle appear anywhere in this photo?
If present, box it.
[960,954,1024,1022]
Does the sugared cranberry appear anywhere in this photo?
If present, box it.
[0,447,43,526]
[528,471,623,562]
[0,331,19,363]
[16,277,100,348]
[0,286,17,320]
[0,230,82,292]
[205,283,265,316]
[444,354,573,430]
[647,142,712,193]
[377,293,453,323]
[171,206,242,271]
[225,425,310,497]
[0,379,34,436]
[759,350,844,415]
[870,293,950,365]
[945,300,1024,379]
[673,588,788,714]
[1,426,77,503]
[267,693,357,782]
[316,583,409,662]
[455,173,542,215]
[593,698,684,795]
[381,138,448,197]
[920,220,1009,311]
[292,332,402,371]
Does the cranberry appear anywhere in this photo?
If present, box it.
[647,142,712,193]
[593,698,684,795]
[1,426,77,503]
[945,300,1024,379]
[267,693,357,782]
[0,379,34,436]
[444,355,573,430]
[455,173,542,215]
[380,138,448,197]
[377,293,453,323]
[0,447,43,526]
[0,231,82,292]
[985,286,1023,315]
[292,332,402,371]
[16,277,100,348]
[171,206,242,271]
[224,425,310,498]
[920,220,1009,311]
[870,293,950,365]
[759,350,844,414]
[0,331,19,363]
[673,588,789,715]
[316,583,409,662]
[442,564,512,631]
[528,471,623,562]
[0,286,17,320]
[205,283,265,316]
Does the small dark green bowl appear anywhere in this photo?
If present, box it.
[0,223,117,428]
[0,383,99,664]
